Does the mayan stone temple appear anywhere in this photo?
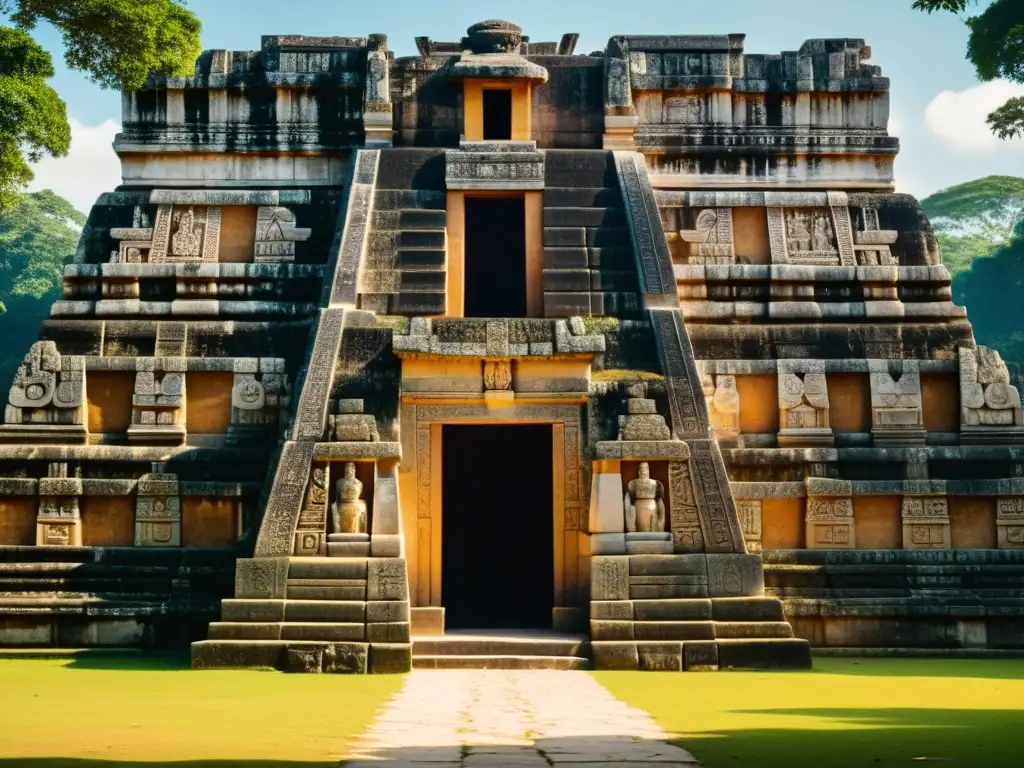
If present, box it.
[0,20,1021,673]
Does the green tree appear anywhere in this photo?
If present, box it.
[914,0,1024,140]
[0,0,202,210]
[921,176,1024,277]
[0,189,84,388]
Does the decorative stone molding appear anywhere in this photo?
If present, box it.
[1,342,87,444]
[253,207,311,263]
[392,317,605,358]
[150,204,222,263]
[135,473,181,547]
[363,48,393,148]
[667,459,703,553]
[901,496,950,550]
[445,142,545,191]
[701,369,739,447]
[805,485,854,549]
[868,360,925,446]
[736,500,762,553]
[960,346,1024,443]
[778,363,833,447]
[996,497,1024,550]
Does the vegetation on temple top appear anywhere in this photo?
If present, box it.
[0,0,202,211]
[914,0,1024,140]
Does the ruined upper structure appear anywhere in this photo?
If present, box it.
[0,22,1018,670]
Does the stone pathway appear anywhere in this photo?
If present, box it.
[343,670,699,766]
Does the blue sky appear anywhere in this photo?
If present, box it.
[21,0,1024,212]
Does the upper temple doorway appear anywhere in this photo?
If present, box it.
[464,196,527,318]
[482,89,513,140]
[441,424,554,629]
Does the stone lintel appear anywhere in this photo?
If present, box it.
[312,442,402,461]
[594,440,690,460]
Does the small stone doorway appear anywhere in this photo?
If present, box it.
[441,424,554,629]
[482,88,513,140]
[464,197,527,317]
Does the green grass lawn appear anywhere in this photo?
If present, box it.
[0,652,404,767]
[595,657,1024,768]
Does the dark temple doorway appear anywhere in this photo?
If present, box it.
[483,89,513,140]
[464,196,527,317]
[442,424,553,629]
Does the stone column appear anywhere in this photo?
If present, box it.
[588,460,626,555]
[737,500,762,553]
[901,495,951,550]
[805,479,855,549]
[996,497,1024,549]
[371,459,403,557]
[135,473,181,547]
[128,360,186,444]
[294,462,329,556]
[36,466,83,546]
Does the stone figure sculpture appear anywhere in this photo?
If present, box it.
[331,462,367,534]
[624,462,666,533]
[171,207,203,257]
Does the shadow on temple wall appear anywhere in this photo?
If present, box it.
[0,713,1019,768]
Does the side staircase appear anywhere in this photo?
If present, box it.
[192,556,412,672]
[542,150,641,318]
[361,149,448,315]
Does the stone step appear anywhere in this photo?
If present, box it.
[716,638,813,670]
[412,655,591,670]
[543,186,620,208]
[373,189,446,210]
[543,207,625,228]
[715,621,795,639]
[207,621,367,642]
[710,597,787,622]
[397,248,446,269]
[412,632,588,658]
[373,209,446,230]
[286,579,367,601]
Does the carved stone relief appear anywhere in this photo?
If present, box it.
[667,459,703,552]
[868,360,925,446]
[37,497,82,547]
[230,359,292,431]
[678,208,734,264]
[996,497,1024,550]
[805,496,854,549]
[736,500,762,553]
[702,371,740,446]
[331,462,368,535]
[4,342,86,433]
[778,370,833,447]
[901,496,950,550]
[624,462,665,533]
[254,206,312,263]
[960,346,1023,436]
[854,206,898,266]
[135,473,181,547]
[294,462,329,556]
[129,363,186,443]
[148,204,222,263]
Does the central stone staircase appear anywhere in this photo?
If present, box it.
[412,629,591,670]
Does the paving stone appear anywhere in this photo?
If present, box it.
[342,670,700,765]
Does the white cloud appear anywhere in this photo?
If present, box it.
[924,81,1024,153]
[28,119,122,215]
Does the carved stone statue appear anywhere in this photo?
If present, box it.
[624,462,666,533]
[331,462,367,534]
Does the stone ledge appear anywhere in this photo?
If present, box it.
[595,441,690,460]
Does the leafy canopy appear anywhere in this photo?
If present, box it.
[921,175,1024,240]
[0,1,202,210]
[913,0,1024,140]
[0,188,84,313]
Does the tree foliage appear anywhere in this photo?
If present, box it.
[0,0,202,210]
[0,188,83,389]
[921,176,1024,240]
[914,0,1024,140]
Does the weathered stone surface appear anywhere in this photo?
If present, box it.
[591,641,640,670]
[323,642,369,673]
[284,645,324,673]
[369,642,413,673]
